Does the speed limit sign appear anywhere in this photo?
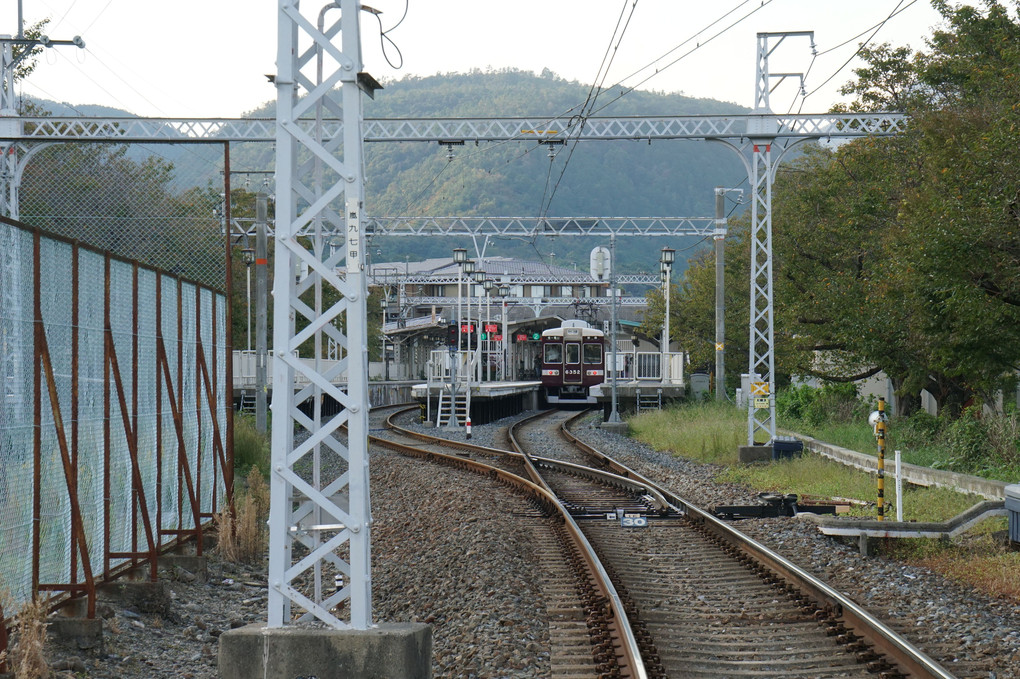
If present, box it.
[620,514,648,528]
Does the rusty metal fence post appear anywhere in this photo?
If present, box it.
[0,215,230,648]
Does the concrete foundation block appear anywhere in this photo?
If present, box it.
[599,421,629,435]
[738,445,773,463]
[159,553,208,582]
[100,580,173,618]
[218,622,432,679]
[47,617,104,653]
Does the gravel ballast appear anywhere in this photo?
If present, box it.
[36,408,1020,678]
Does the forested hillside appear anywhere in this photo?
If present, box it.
[658,1,1020,416]
[232,68,749,274]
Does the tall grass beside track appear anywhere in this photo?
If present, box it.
[628,402,977,522]
[628,401,1019,602]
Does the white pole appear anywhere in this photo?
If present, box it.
[895,449,903,522]
[485,292,491,381]
[664,264,671,383]
[457,266,462,354]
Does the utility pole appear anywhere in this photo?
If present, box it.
[0,16,84,219]
[607,233,621,424]
[715,187,726,401]
[713,186,742,401]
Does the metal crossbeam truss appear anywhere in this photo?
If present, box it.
[392,295,650,307]
[268,0,371,630]
[0,112,906,143]
[229,216,719,238]
[394,274,661,285]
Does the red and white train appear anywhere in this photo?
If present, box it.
[539,320,606,404]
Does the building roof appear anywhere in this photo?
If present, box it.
[368,256,602,284]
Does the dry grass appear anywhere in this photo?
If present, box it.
[216,467,270,563]
[917,552,1020,600]
[887,519,1020,602]
[9,598,50,679]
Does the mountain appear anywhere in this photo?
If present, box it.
[34,69,751,275]
[235,69,751,275]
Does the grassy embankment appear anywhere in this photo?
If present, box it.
[628,401,1020,601]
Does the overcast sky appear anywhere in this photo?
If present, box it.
[14,1,947,118]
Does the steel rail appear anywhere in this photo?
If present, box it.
[506,410,648,679]
[557,410,958,679]
[380,407,647,679]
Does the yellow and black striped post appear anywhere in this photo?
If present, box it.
[876,397,887,521]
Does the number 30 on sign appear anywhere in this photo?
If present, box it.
[621,514,648,528]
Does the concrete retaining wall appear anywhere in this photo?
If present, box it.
[783,430,1009,500]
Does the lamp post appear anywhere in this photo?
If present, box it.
[453,248,467,353]
[660,247,675,384]
[483,278,494,381]
[380,297,389,381]
[472,269,486,382]
[448,248,468,430]
[241,246,255,352]
[498,284,510,380]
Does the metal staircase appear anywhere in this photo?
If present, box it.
[636,388,662,413]
[435,388,470,428]
[239,391,256,413]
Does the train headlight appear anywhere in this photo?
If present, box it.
[541,369,560,377]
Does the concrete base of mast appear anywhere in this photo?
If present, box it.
[218,622,432,679]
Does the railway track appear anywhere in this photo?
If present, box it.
[375,406,958,678]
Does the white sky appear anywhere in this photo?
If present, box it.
[13,0,947,118]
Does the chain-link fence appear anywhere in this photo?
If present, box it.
[18,142,229,289]
[0,215,229,622]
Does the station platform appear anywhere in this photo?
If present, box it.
[592,381,686,419]
[412,380,542,427]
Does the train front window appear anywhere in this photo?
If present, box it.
[583,343,603,364]
[544,344,563,363]
[565,343,580,364]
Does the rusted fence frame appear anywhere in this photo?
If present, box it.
[1,218,231,655]
[156,330,205,550]
[31,230,98,615]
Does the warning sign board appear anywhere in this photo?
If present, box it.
[753,397,770,409]
[751,381,769,395]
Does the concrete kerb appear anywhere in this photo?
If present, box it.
[599,420,629,435]
[799,500,1007,556]
[218,623,432,679]
[779,429,1010,500]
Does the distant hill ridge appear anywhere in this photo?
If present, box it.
[31,69,749,273]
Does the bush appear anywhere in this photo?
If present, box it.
[9,597,49,679]
[777,382,863,427]
[234,413,270,478]
[896,409,945,447]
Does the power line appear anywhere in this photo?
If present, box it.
[540,1,642,216]
[589,0,773,115]
[797,0,917,112]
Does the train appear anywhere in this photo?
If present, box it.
[539,320,606,405]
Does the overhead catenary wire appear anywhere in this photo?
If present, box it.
[587,0,775,117]
[538,0,772,217]
[371,0,407,70]
[539,0,641,218]
[796,0,916,113]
